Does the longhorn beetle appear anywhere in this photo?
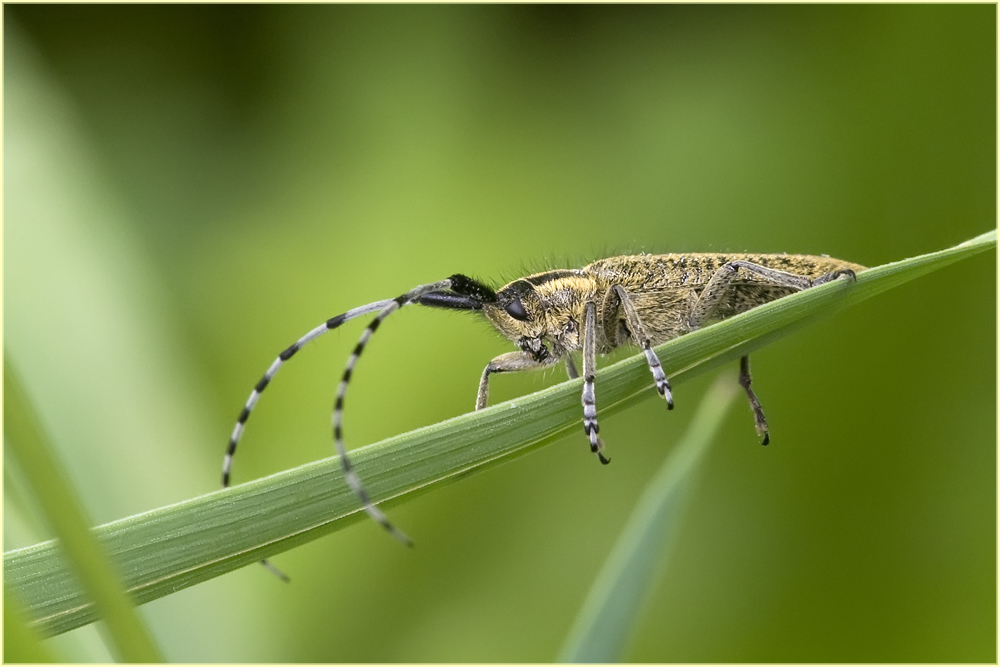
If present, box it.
[223,252,864,562]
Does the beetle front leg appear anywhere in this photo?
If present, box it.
[581,301,610,465]
[476,351,558,410]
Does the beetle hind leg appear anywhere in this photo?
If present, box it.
[738,355,770,446]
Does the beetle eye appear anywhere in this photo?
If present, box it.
[505,296,529,321]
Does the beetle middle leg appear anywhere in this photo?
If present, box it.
[612,285,673,409]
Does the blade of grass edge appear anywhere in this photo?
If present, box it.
[558,372,740,663]
[4,229,995,637]
[4,360,163,662]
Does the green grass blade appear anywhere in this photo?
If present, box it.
[4,360,163,662]
[4,230,994,637]
[4,587,62,663]
[558,373,739,663]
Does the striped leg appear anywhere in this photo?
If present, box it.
[582,301,610,465]
[332,280,454,546]
[613,285,673,409]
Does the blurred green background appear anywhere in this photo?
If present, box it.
[4,5,995,662]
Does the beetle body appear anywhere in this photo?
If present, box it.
[223,250,864,558]
[485,253,866,360]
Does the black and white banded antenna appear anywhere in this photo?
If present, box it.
[222,274,497,579]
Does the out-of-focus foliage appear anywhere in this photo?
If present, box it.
[4,5,994,662]
[5,588,61,664]
[561,374,741,662]
[5,361,162,661]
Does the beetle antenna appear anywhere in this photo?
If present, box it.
[332,276,494,544]
[223,298,402,489]
[222,275,495,574]
[221,296,405,580]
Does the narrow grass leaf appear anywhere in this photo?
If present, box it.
[559,373,739,663]
[4,360,163,662]
[4,230,994,637]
